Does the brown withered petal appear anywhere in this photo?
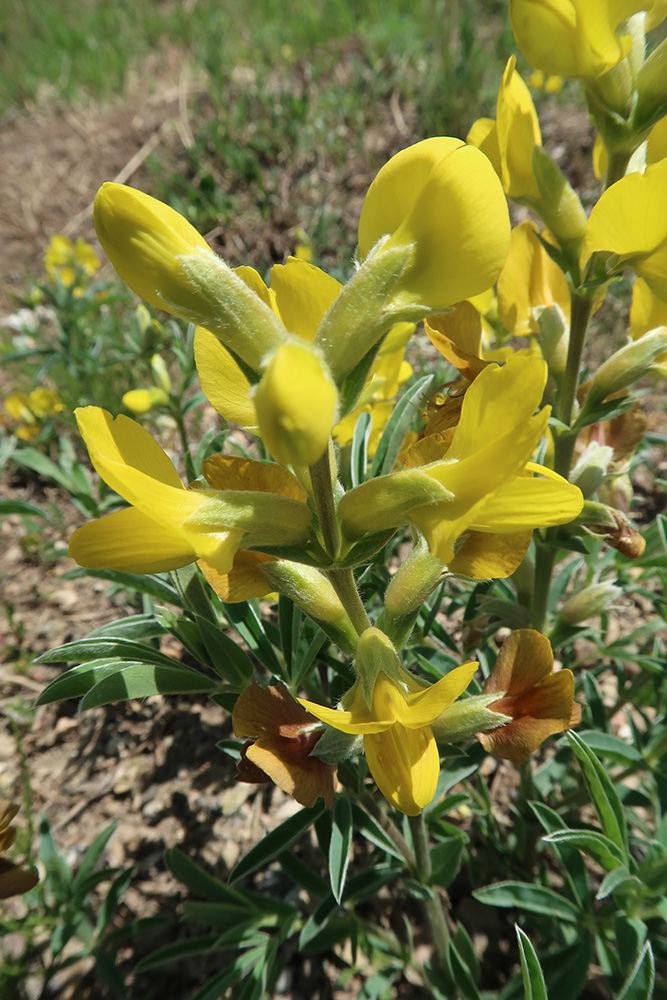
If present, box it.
[0,859,39,900]
[233,683,335,808]
[476,629,580,764]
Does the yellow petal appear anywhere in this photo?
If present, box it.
[466,118,502,176]
[194,326,257,427]
[270,257,342,341]
[469,470,583,532]
[201,453,307,500]
[496,56,542,201]
[449,529,533,579]
[399,662,477,727]
[358,138,510,309]
[122,387,169,415]
[253,340,338,466]
[364,724,439,814]
[69,507,199,573]
[583,158,667,300]
[199,550,275,602]
[497,221,571,335]
[509,0,640,78]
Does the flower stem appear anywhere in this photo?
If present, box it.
[408,812,456,993]
[328,566,371,636]
[309,446,340,560]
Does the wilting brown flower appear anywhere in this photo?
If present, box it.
[0,799,38,899]
[476,629,581,764]
[232,683,335,808]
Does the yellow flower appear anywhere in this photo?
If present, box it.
[509,0,653,79]
[44,235,100,291]
[583,157,667,301]
[339,356,583,570]
[497,221,571,335]
[93,183,286,370]
[468,56,542,202]
[69,409,312,575]
[357,137,510,311]
[647,114,667,165]
[4,387,65,438]
[300,630,477,815]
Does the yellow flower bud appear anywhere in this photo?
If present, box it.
[261,561,358,654]
[559,582,622,624]
[93,183,287,370]
[122,387,170,415]
[252,340,338,467]
[150,354,172,395]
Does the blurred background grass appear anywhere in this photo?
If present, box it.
[2,0,516,276]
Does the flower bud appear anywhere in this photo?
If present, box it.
[381,537,446,648]
[432,693,511,745]
[261,561,358,654]
[94,183,287,370]
[537,304,569,378]
[339,470,450,540]
[150,354,172,395]
[570,442,614,498]
[122,386,169,414]
[252,340,338,467]
[558,582,622,625]
[531,146,587,255]
[583,328,667,412]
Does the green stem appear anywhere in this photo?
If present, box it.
[308,446,340,560]
[530,542,556,634]
[328,566,371,636]
[173,406,196,482]
[604,149,632,188]
[408,812,456,993]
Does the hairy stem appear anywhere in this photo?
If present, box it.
[409,812,456,993]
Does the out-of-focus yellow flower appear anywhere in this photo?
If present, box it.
[44,235,100,293]
[475,630,581,764]
[69,409,312,575]
[122,387,170,415]
[233,683,336,808]
[0,800,38,900]
[339,356,583,572]
[629,277,667,374]
[468,56,542,202]
[497,221,571,335]
[4,387,65,439]
[583,157,667,300]
[509,0,656,79]
[300,628,477,814]
[527,69,564,93]
[357,137,511,310]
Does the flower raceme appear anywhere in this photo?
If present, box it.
[299,629,477,815]
[339,356,583,574]
[68,408,312,576]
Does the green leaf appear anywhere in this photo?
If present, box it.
[450,939,482,1000]
[597,866,643,900]
[0,498,48,519]
[230,803,325,884]
[567,732,629,858]
[165,847,251,905]
[350,410,372,487]
[72,823,118,894]
[37,636,183,669]
[617,942,655,1000]
[528,802,589,909]
[578,730,643,766]
[329,797,352,904]
[195,615,254,685]
[79,663,217,709]
[473,882,582,923]
[542,830,625,873]
[37,659,146,706]
[62,567,183,603]
[86,615,166,641]
[516,926,548,1000]
[134,934,223,973]
[370,374,434,477]
[299,896,354,953]
[431,835,464,888]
